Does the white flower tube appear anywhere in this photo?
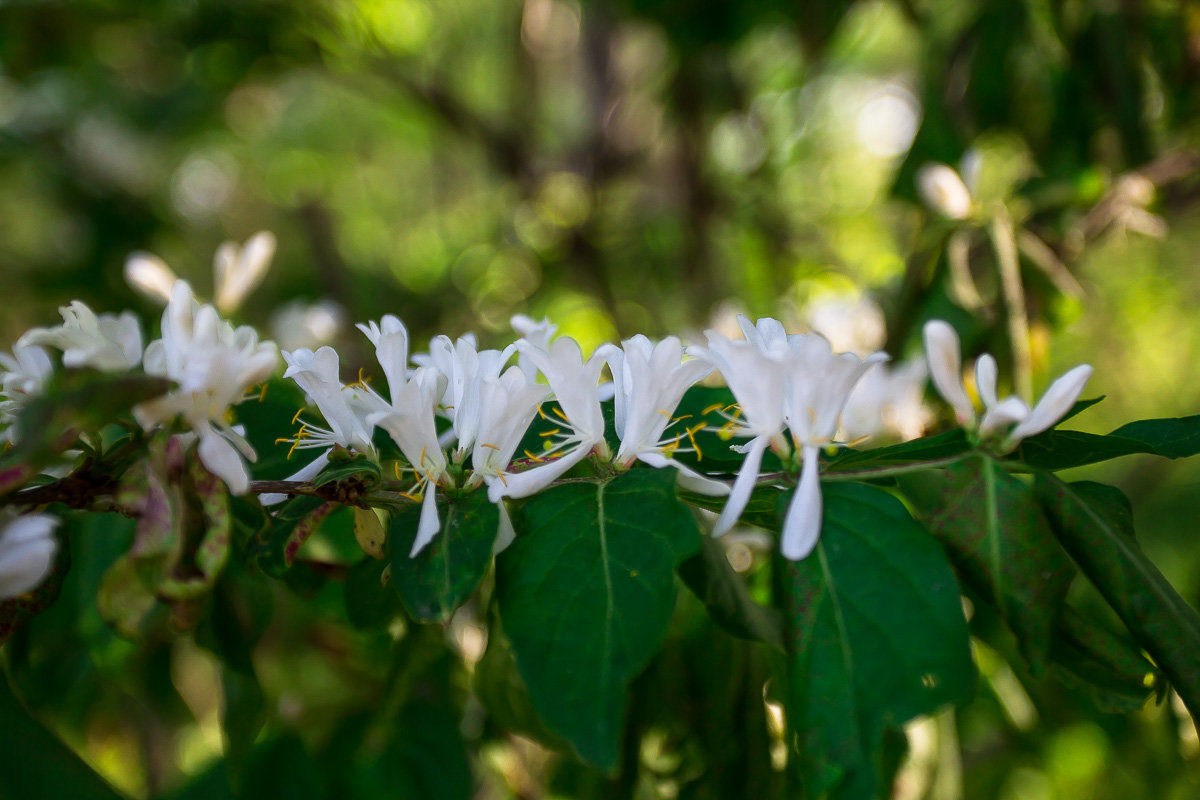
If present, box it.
[19,301,143,371]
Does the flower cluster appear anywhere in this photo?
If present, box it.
[0,234,1100,604]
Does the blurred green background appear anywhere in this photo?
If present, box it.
[3,0,1200,797]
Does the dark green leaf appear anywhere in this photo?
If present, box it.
[496,468,702,770]
[390,489,499,623]
[781,482,974,800]
[474,617,567,749]
[344,556,401,628]
[824,428,971,473]
[1035,477,1200,724]
[0,672,127,800]
[919,455,1074,673]
[232,378,310,481]
[1010,430,1152,471]
[311,453,382,491]
[678,535,784,651]
[1109,415,1200,459]
[1050,607,1161,714]
[390,699,473,800]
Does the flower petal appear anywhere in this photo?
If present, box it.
[922,320,975,424]
[488,441,594,502]
[494,500,516,554]
[197,429,250,494]
[1007,364,1094,444]
[637,451,730,497]
[410,484,441,557]
[780,445,823,561]
[259,451,331,506]
[713,435,768,537]
[975,354,999,410]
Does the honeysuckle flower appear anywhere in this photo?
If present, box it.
[19,301,142,371]
[270,299,345,351]
[697,316,888,561]
[123,231,276,313]
[511,314,557,383]
[489,336,609,501]
[135,281,279,494]
[840,360,930,443]
[260,346,378,505]
[778,334,888,561]
[214,231,276,314]
[0,343,53,442]
[922,319,1093,450]
[0,510,58,600]
[368,366,449,556]
[422,334,517,457]
[601,335,728,496]
[916,163,973,220]
[690,324,793,538]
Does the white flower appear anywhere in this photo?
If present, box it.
[260,346,378,506]
[19,301,143,371]
[0,511,58,600]
[369,366,449,556]
[135,281,279,494]
[422,334,516,457]
[270,299,344,352]
[916,163,973,219]
[124,231,276,313]
[511,314,558,382]
[214,231,276,313]
[601,335,727,496]
[356,316,451,556]
[0,344,53,442]
[778,333,887,561]
[489,337,609,501]
[840,360,930,442]
[922,319,1093,450]
[690,323,793,538]
[695,316,886,561]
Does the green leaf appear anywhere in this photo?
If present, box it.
[780,482,974,800]
[1035,477,1200,724]
[824,428,971,473]
[1109,415,1200,459]
[311,452,382,492]
[677,535,784,651]
[1050,607,1161,714]
[344,557,401,629]
[390,699,474,800]
[389,489,499,623]
[496,468,702,770]
[918,455,1074,673]
[474,617,567,749]
[0,671,128,800]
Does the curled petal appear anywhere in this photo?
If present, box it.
[488,442,593,502]
[781,445,822,561]
[197,430,251,495]
[410,485,441,557]
[494,501,516,554]
[713,436,768,537]
[636,451,730,497]
[1007,364,1094,444]
[978,396,1031,438]
[922,320,975,425]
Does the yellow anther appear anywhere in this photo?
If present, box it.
[538,428,561,437]
[398,491,423,502]
[274,437,290,445]
[672,413,692,423]
[480,442,500,450]
[498,473,508,487]
[524,449,545,463]
[536,405,549,421]
[291,408,305,424]
[685,424,704,461]
[701,402,724,416]
[552,407,569,421]
[394,462,403,480]
[656,409,671,416]
[258,383,268,402]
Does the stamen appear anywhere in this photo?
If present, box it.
[523,449,545,463]
[291,408,305,424]
[701,402,724,416]
[480,442,500,450]
[538,428,561,437]
[552,407,569,421]
[685,424,704,461]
